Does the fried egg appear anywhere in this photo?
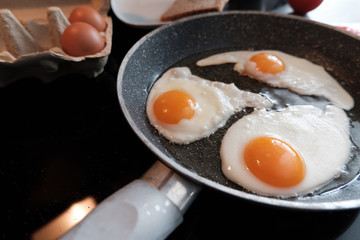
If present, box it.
[220,105,351,197]
[197,50,354,110]
[146,67,273,144]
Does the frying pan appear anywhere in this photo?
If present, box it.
[61,11,360,239]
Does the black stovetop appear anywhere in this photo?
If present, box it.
[2,1,360,239]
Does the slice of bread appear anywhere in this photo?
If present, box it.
[160,0,229,22]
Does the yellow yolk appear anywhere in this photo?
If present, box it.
[249,53,286,75]
[244,136,305,188]
[153,90,196,124]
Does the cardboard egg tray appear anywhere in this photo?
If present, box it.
[0,0,112,86]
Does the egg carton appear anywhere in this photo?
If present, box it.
[0,0,112,86]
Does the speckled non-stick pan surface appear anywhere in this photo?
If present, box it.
[117,11,360,210]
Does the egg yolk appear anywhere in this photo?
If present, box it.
[244,136,305,188]
[153,90,196,124]
[249,53,286,75]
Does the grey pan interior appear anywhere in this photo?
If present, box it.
[117,11,360,210]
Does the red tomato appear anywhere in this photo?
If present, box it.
[61,22,105,57]
[288,0,323,14]
[69,5,106,32]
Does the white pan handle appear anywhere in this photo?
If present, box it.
[60,161,201,240]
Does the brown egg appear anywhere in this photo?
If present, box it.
[61,22,105,57]
[69,5,106,32]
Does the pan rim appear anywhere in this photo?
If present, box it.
[117,10,360,210]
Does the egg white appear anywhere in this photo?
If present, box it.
[220,105,351,197]
[197,50,354,110]
[146,67,273,144]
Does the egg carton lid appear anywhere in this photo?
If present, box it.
[0,0,112,86]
